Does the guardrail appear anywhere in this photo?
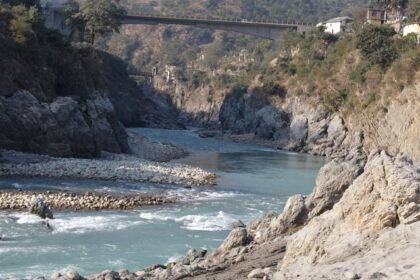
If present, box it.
[124,13,316,26]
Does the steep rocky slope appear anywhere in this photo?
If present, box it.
[0,4,181,158]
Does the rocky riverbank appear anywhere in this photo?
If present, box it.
[24,148,419,280]
[0,190,175,211]
[0,150,216,187]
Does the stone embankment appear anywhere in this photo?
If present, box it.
[0,191,175,211]
[0,150,216,187]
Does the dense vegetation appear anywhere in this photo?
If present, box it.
[123,0,368,23]
[0,0,135,99]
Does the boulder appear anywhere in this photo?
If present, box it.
[50,272,62,280]
[219,228,252,252]
[306,156,365,219]
[65,269,81,280]
[248,268,274,279]
[29,195,53,219]
[228,220,246,229]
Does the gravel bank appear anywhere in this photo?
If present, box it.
[0,150,216,187]
[0,190,176,211]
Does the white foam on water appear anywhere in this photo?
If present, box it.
[50,215,144,234]
[108,259,126,267]
[11,213,44,224]
[0,246,60,256]
[167,254,183,263]
[139,210,237,231]
[12,183,22,188]
[167,188,244,202]
[179,211,237,231]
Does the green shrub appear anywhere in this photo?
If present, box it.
[350,62,370,84]
[355,25,399,69]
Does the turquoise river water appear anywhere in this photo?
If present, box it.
[0,128,325,277]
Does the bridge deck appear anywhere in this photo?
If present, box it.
[122,14,312,28]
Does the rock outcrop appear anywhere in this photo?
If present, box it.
[270,150,420,279]
[0,90,129,158]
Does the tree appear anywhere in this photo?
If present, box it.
[0,3,37,44]
[2,0,40,7]
[380,0,408,9]
[407,0,420,22]
[356,25,399,69]
[204,39,225,69]
[78,0,125,44]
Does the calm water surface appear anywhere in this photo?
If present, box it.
[0,128,325,277]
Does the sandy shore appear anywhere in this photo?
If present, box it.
[0,190,176,211]
[0,150,216,187]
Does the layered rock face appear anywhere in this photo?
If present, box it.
[218,86,360,158]
[221,81,420,162]
[273,151,420,279]
[352,82,420,161]
[0,90,129,157]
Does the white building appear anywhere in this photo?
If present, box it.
[317,17,353,34]
[403,23,420,43]
[403,23,420,36]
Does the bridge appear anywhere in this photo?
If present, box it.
[121,14,315,41]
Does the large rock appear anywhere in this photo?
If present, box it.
[29,195,53,219]
[0,90,129,157]
[247,195,309,243]
[306,155,365,219]
[254,106,289,142]
[219,228,252,252]
[289,115,308,148]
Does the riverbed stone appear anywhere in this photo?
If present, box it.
[65,269,81,280]
[228,220,246,229]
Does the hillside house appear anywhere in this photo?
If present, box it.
[316,17,353,34]
[366,6,386,25]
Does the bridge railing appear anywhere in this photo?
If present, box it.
[125,12,315,26]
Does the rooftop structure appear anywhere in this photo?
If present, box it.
[316,17,353,34]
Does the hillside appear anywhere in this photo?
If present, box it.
[0,2,180,157]
[100,0,369,83]
[101,0,420,161]
[122,0,368,23]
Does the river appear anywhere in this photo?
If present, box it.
[0,128,325,277]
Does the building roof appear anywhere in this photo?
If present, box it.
[324,17,353,23]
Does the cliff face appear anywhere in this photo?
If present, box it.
[159,70,420,161]
[0,91,129,157]
[0,5,182,158]
[349,82,420,161]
